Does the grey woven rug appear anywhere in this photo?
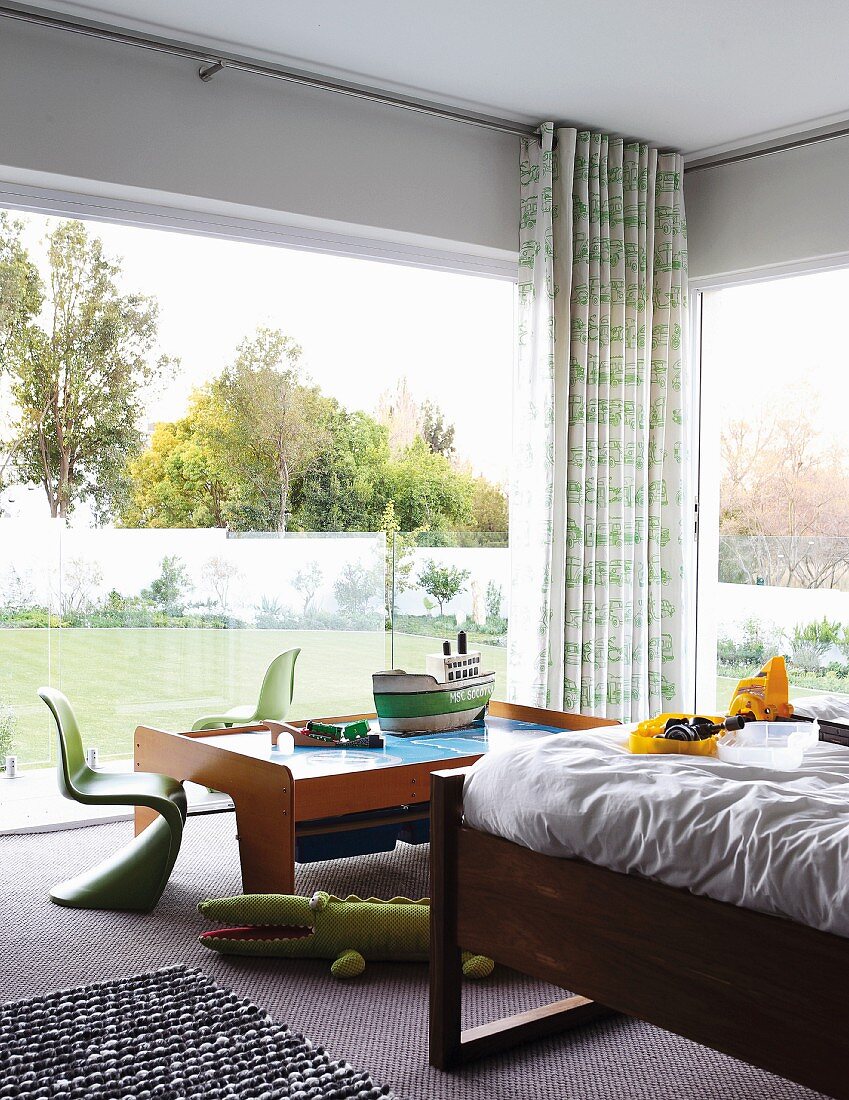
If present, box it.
[0,965,392,1099]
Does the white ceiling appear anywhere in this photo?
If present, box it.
[25,0,849,157]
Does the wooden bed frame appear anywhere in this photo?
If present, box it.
[429,767,849,1099]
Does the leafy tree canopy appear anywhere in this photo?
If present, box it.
[123,338,488,537]
[417,559,470,616]
[334,561,381,617]
[0,213,41,354]
[720,385,849,588]
[291,408,391,532]
[420,400,456,457]
[121,390,233,528]
[380,438,473,531]
[0,219,506,538]
[1,219,173,521]
[211,327,329,533]
[468,477,508,533]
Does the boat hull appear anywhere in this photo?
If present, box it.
[372,671,495,734]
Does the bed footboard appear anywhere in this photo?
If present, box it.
[429,769,612,1068]
[428,768,849,1098]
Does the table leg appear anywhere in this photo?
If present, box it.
[134,725,295,893]
[135,806,157,835]
[233,785,295,894]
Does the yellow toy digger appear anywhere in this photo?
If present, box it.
[727,655,794,721]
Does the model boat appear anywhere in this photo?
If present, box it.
[372,631,495,734]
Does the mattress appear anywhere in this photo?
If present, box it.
[463,727,849,938]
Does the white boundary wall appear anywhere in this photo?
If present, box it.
[0,522,509,624]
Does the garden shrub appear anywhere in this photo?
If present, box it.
[0,607,58,628]
[788,618,841,673]
[716,617,783,669]
[0,699,15,766]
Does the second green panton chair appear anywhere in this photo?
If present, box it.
[191,648,301,732]
[38,687,186,912]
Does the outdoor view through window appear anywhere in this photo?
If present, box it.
[701,268,849,714]
[0,211,513,768]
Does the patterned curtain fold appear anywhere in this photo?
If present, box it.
[508,124,688,721]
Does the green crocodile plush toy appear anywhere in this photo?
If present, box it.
[198,890,494,980]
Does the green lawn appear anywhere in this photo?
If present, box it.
[0,629,508,767]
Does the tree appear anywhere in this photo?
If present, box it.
[376,377,420,454]
[142,555,191,615]
[380,499,428,625]
[124,378,478,537]
[60,557,104,616]
[203,556,241,611]
[0,214,42,495]
[334,562,380,617]
[0,213,41,351]
[124,329,340,533]
[420,400,455,457]
[292,561,322,615]
[0,566,34,612]
[485,580,503,621]
[382,438,474,531]
[1,220,172,521]
[291,408,390,532]
[417,559,470,616]
[469,478,508,534]
[0,397,18,501]
[720,388,849,588]
[210,328,330,533]
[121,391,236,529]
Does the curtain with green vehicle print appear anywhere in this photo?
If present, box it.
[508,125,688,721]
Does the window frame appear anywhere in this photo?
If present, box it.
[0,175,519,281]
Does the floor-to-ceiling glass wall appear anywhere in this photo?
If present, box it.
[0,209,513,768]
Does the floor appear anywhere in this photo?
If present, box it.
[0,814,828,1100]
[0,763,230,832]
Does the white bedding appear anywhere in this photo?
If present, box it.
[463,727,849,937]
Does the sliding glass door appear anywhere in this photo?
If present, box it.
[696,268,849,712]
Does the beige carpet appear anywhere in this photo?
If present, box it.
[0,814,827,1100]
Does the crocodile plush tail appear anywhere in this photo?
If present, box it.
[462,952,495,978]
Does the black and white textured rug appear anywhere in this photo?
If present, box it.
[0,965,393,1099]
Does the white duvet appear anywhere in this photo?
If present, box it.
[463,727,849,938]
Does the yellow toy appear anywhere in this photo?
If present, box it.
[633,712,723,737]
[728,655,794,721]
[629,714,727,756]
[629,655,793,756]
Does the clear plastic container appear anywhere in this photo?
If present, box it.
[716,721,819,770]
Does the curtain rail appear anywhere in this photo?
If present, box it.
[0,2,537,140]
[685,122,849,173]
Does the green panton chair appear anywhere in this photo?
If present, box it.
[38,687,186,913]
[190,648,300,732]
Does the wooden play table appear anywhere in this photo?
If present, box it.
[134,701,611,893]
